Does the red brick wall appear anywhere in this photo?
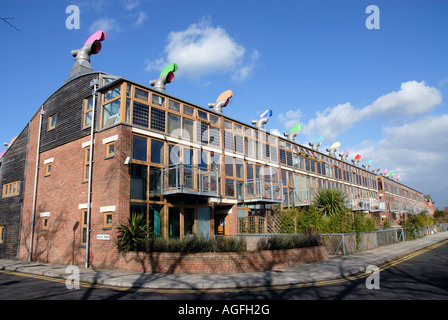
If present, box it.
[107,245,328,274]
[20,124,132,266]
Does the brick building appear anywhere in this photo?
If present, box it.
[0,31,430,268]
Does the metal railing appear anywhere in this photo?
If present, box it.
[322,223,448,256]
[243,179,283,203]
[161,163,219,197]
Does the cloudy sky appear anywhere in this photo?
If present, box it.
[0,0,447,208]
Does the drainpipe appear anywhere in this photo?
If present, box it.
[85,78,98,268]
[29,107,44,261]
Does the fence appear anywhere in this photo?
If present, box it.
[236,219,448,255]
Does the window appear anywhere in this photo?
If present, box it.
[42,217,49,230]
[104,213,112,228]
[150,108,166,132]
[152,94,165,107]
[197,110,208,121]
[226,179,235,197]
[182,118,194,141]
[167,113,181,135]
[102,99,121,128]
[2,181,21,198]
[45,163,52,176]
[103,86,120,102]
[106,142,115,158]
[225,157,234,177]
[132,135,147,161]
[0,226,5,244]
[183,105,194,117]
[150,139,164,164]
[131,164,147,200]
[83,97,93,128]
[134,87,149,101]
[133,102,149,128]
[81,210,87,246]
[48,114,57,130]
[235,159,244,179]
[83,147,91,182]
[169,100,180,112]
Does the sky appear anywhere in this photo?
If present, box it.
[0,0,447,209]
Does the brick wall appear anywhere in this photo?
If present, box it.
[20,123,132,266]
[106,245,328,274]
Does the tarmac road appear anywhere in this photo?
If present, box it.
[1,239,447,301]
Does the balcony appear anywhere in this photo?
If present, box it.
[161,164,219,197]
[243,179,283,203]
[369,198,386,212]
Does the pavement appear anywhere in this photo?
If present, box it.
[1,232,448,291]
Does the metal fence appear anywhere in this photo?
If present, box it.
[235,222,448,255]
[320,223,448,255]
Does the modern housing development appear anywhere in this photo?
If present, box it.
[0,31,434,268]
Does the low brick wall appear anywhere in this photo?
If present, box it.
[113,245,328,274]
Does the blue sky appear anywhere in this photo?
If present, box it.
[1,0,447,209]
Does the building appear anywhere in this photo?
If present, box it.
[0,30,429,268]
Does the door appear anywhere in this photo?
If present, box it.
[215,214,228,235]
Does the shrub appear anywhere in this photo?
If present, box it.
[116,213,151,254]
[139,235,247,253]
[215,236,247,252]
[257,234,321,251]
[312,188,349,217]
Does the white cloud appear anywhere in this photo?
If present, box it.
[353,114,448,208]
[89,18,121,34]
[146,18,257,81]
[122,0,140,10]
[134,11,148,27]
[277,109,304,131]
[280,81,442,141]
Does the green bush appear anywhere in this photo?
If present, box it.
[257,234,321,251]
[138,235,247,253]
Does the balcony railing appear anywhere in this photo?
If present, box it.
[161,164,219,197]
[243,179,283,203]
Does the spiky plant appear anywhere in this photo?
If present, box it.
[116,213,150,254]
[312,188,349,217]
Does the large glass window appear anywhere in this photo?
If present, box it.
[167,113,181,135]
[150,139,164,164]
[182,118,194,141]
[184,208,195,236]
[225,157,234,177]
[132,135,147,161]
[131,164,147,200]
[103,86,121,102]
[169,207,180,238]
[102,99,121,128]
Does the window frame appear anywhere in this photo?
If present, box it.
[81,209,88,246]
[106,142,115,158]
[2,181,21,198]
[83,147,90,183]
[48,114,57,131]
[83,97,94,129]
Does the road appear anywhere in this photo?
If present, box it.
[1,241,447,303]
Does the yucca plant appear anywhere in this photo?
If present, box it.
[116,213,151,254]
[312,188,349,217]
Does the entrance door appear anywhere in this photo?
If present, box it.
[215,214,228,235]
